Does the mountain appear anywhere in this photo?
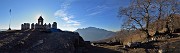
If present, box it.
[75,27,116,41]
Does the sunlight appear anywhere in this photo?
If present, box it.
[1,0,180,53]
[34,14,42,21]
[34,13,48,22]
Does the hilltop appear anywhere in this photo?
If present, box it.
[0,30,85,53]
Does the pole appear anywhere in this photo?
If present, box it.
[8,9,11,30]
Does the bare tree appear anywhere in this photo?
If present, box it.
[119,0,180,38]
[154,0,180,32]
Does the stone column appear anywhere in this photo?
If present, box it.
[52,22,57,29]
[21,24,24,30]
[31,23,34,29]
[48,23,51,29]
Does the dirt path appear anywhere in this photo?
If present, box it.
[86,33,180,53]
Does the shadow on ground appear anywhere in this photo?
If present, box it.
[85,46,121,53]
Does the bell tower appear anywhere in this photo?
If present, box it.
[38,16,44,25]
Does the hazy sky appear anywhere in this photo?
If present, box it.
[0,0,130,31]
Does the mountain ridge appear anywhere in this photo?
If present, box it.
[75,27,116,41]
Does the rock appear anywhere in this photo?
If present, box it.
[0,30,85,53]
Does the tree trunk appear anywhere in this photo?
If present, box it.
[144,29,151,38]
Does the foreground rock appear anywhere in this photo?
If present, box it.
[0,30,85,53]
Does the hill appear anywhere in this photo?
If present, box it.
[75,27,116,41]
[0,30,85,53]
[101,14,180,44]
[85,14,180,53]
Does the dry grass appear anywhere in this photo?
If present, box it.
[122,31,147,45]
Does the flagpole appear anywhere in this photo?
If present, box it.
[8,9,11,30]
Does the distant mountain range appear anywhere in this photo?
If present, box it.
[75,27,116,41]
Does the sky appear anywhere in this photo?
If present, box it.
[0,0,130,31]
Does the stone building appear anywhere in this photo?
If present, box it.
[21,23,30,30]
[38,16,44,25]
[35,16,44,29]
[21,16,57,30]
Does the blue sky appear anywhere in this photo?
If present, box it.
[0,0,130,31]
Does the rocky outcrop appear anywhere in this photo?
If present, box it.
[0,30,85,53]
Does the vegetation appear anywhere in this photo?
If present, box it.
[118,0,180,38]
